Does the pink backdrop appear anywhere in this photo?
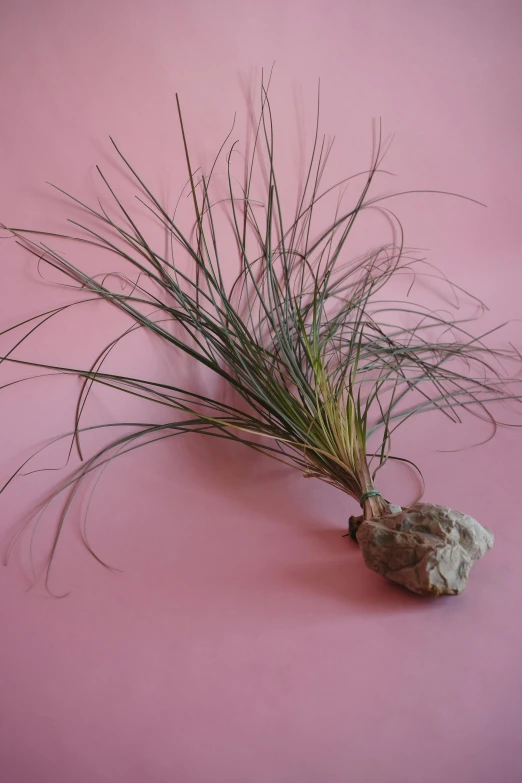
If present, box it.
[1,1,522,781]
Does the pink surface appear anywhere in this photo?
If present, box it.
[1,1,522,781]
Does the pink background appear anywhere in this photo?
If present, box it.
[1,1,522,781]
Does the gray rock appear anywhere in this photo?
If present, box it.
[356,502,494,595]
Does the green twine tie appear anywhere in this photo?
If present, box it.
[359,489,382,508]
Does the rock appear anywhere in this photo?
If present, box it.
[356,502,494,596]
[348,504,402,541]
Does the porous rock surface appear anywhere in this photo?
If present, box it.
[356,502,494,596]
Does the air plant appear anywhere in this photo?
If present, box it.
[1,77,519,596]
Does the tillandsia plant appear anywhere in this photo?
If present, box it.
[1,77,520,596]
